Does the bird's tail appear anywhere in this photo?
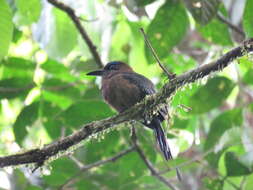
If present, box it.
[152,118,172,160]
[146,118,182,181]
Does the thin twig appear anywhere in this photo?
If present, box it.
[131,127,178,190]
[140,28,176,80]
[47,0,103,68]
[58,146,135,189]
[217,12,245,38]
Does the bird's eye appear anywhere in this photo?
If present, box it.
[108,64,118,70]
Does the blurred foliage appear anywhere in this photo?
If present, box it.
[0,0,253,190]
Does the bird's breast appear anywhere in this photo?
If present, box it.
[101,74,143,113]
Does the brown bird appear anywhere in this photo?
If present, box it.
[87,61,172,160]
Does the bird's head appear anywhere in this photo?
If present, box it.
[87,61,133,77]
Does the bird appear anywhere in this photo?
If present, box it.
[87,61,173,161]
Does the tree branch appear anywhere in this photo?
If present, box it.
[0,39,252,168]
[131,127,178,190]
[47,0,103,68]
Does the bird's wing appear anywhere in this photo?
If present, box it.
[122,72,156,97]
[122,73,168,121]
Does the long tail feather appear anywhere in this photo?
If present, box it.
[145,118,183,181]
[152,119,172,160]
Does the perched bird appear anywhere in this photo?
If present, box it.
[87,61,172,161]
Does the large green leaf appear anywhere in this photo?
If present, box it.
[43,78,82,103]
[204,109,242,150]
[84,130,120,163]
[13,102,39,145]
[189,77,235,114]
[243,0,253,38]
[42,90,73,109]
[1,57,35,79]
[0,77,34,99]
[145,0,189,63]
[41,59,77,82]
[40,101,62,139]
[197,5,232,45]
[15,0,41,25]
[0,0,13,61]
[43,157,79,186]
[225,152,252,176]
[185,0,220,25]
[58,100,114,128]
[76,180,98,190]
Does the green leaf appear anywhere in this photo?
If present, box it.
[44,157,79,186]
[12,27,22,43]
[185,0,220,25]
[42,78,82,108]
[85,130,120,163]
[245,174,253,190]
[215,127,242,153]
[45,8,78,58]
[243,68,253,85]
[145,0,189,63]
[41,59,77,82]
[76,180,98,190]
[203,178,224,190]
[171,116,189,129]
[15,0,41,25]
[0,0,13,61]
[42,90,73,109]
[136,0,156,6]
[0,77,34,99]
[44,119,63,139]
[26,186,42,190]
[205,109,242,150]
[206,151,224,168]
[197,5,232,45]
[40,101,62,139]
[225,152,252,176]
[243,0,253,38]
[118,152,146,184]
[240,151,253,170]
[58,100,114,128]
[82,85,102,100]
[136,176,169,190]
[165,54,197,74]
[1,57,35,79]
[13,102,39,145]
[109,18,131,62]
[189,77,235,114]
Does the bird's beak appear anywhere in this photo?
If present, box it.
[87,70,104,76]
